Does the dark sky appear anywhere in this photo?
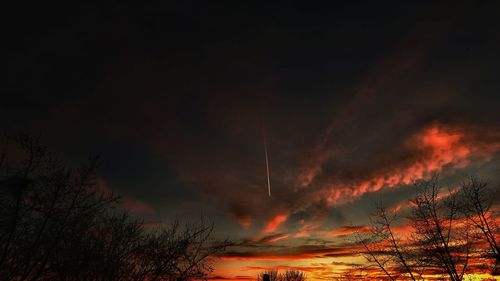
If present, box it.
[3,1,500,279]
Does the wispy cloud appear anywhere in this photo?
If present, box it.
[263,214,288,234]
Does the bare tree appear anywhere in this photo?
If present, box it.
[409,177,472,281]
[0,134,229,281]
[353,205,422,281]
[167,219,230,281]
[333,269,356,281]
[354,176,478,280]
[0,134,117,280]
[457,176,500,275]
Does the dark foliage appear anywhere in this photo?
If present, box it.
[257,270,306,281]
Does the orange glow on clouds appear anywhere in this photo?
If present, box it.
[216,125,500,281]
[329,225,370,237]
[263,214,288,233]
[237,216,252,230]
[323,125,497,205]
[266,234,289,243]
[294,223,322,238]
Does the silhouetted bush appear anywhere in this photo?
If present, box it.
[257,270,306,281]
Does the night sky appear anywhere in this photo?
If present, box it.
[4,2,500,280]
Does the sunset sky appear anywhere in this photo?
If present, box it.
[3,1,500,280]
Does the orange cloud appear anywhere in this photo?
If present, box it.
[388,201,408,213]
[249,233,290,244]
[390,223,413,236]
[296,18,449,190]
[265,234,289,243]
[323,125,499,205]
[329,225,370,237]
[240,265,329,273]
[237,216,252,230]
[263,214,288,233]
[294,223,322,238]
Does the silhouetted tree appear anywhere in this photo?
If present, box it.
[353,205,422,281]
[409,177,472,281]
[0,134,229,281]
[332,266,364,281]
[457,177,500,275]
[355,176,474,281]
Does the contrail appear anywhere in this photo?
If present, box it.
[261,106,271,197]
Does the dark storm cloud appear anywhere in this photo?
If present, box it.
[3,1,500,241]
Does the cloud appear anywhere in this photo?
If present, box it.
[329,225,370,237]
[330,261,362,267]
[219,244,358,261]
[231,208,252,230]
[294,223,322,238]
[263,214,288,234]
[257,233,290,243]
[296,17,449,189]
[207,276,253,280]
[315,124,500,206]
[238,233,290,246]
[240,265,330,273]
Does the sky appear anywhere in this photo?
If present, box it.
[3,1,500,280]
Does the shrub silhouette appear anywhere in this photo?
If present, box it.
[257,270,306,281]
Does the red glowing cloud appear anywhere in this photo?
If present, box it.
[321,125,499,205]
[263,214,288,233]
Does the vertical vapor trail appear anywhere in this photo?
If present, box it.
[261,106,271,197]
